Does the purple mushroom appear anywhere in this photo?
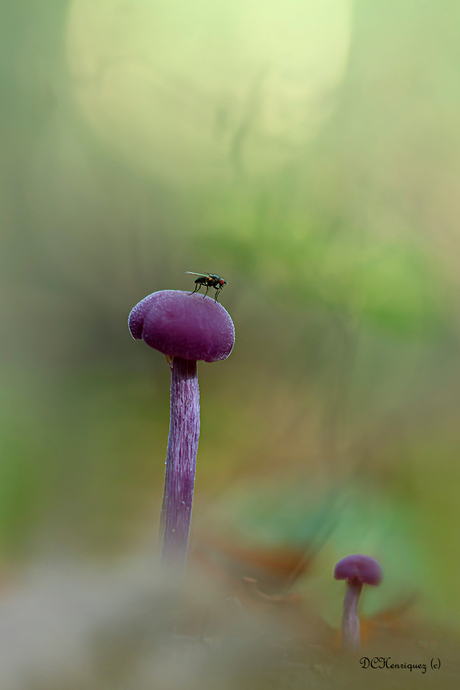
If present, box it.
[334,554,382,652]
[128,290,235,573]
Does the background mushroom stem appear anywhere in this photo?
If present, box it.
[161,356,200,573]
[341,579,363,652]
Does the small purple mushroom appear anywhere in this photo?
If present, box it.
[334,554,382,652]
[128,290,235,573]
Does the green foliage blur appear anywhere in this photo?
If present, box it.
[2,0,460,633]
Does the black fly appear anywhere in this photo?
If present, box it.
[186,272,227,301]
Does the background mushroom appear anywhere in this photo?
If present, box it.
[128,290,234,574]
[334,554,383,652]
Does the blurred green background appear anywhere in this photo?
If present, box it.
[2,0,460,634]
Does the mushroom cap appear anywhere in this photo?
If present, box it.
[334,555,382,586]
[128,290,235,362]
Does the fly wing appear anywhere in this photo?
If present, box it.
[185,272,210,277]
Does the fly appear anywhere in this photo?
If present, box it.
[186,272,227,301]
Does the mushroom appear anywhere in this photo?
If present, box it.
[333,554,382,652]
[128,290,234,574]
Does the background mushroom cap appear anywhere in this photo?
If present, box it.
[334,555,382,586]
[128,290,235,362]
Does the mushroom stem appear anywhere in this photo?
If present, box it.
[161,356,200,573]
[341,578,363,652]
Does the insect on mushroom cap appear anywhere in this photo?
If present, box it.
[128,290,235,362]
[334,555,382,586]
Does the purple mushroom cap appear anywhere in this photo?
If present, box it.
[334,555,382,586]
[128,290,235,362]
